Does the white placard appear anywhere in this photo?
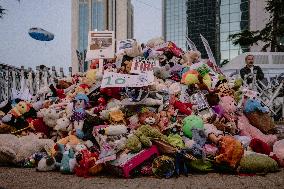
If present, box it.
[130,57,159,74]
[86,31,114,61]
[101,71,154,88]
[117,39,135,54]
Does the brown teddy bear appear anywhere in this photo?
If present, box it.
[138,111,161,131]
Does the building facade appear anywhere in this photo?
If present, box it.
[162,0,188,50]
[219,0,250,63]
[186,0,220,64]
[71,0,133,73]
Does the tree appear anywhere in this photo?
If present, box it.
[0,1,20,19]
[0,5,5,19]
[229,0,284,52]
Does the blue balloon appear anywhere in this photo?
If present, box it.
[28,27,54,41]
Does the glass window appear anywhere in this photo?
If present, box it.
[230,22,240,31]
[230,0,241,5]
[220,5,229,15]
[221,41,230,50]
[221,50,230,60]
[220,23,230,32]
[230,49,240,59]
[220,15,229,23]
[221,0,230,6]
[230,3,240,13]
[230,13,241,22]
[220,32,229,41]
[230,41,239,50]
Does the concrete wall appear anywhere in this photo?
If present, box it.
[71,0,79,74]
[249,0,270,52]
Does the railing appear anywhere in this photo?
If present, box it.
[0,63,72,102]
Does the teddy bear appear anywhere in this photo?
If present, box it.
[126,125,167,153]
[119,60,132,74]
[124,40,143,57]
[180,50,201,66]
[215,136,244,168]
[138,111,160,131]
[219,96,277,146]
[153,64,171,80]
[244,98,276,134]
[0,134,54,165]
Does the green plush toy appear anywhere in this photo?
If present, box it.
[126,125,168,153]
[167,134,185,149]
[182,115,204,139]
[188,159,214,172]
[238,154,279,174]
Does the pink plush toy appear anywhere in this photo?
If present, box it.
[273,139,284,167]
[219,96,277,146]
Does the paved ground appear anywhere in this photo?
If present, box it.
[0,167,283,189]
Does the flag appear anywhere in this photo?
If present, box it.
[200,34,217,66]
[185,36,198,51]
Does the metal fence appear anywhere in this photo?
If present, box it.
[0,63,72,102]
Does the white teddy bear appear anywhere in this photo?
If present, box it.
[0,134,54,165]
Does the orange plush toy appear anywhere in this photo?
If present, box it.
[215,136,244,168]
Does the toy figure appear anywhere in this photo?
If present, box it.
[71,93,89,139]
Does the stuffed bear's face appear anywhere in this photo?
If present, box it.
[139,112,159,125]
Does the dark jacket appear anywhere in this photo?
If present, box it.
[240,65,264,84]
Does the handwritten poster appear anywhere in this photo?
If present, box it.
[130,57,159,74]
[86,31,114,61]
[101,71,154,88]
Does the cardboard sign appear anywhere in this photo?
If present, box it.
[86,31,114,61]
[101,71,154,88]
[130,57,159,74]
[117,39,135,54]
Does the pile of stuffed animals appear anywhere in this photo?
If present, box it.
[0,37,283,178]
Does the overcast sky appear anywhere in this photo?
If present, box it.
[0,0,161,71]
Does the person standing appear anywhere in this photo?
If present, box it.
[240,54,264,85]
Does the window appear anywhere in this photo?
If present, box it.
[220,32,229,41]
[221,50,230,60]
[221,15,229,23]
[230,0,241,5]
[230,22,240,31]
[230,3,240,13]
[230,13,241,22]
[220,5,229,15]
[221,41,230,50]
[230,49,240,59]
[220,23,229,32]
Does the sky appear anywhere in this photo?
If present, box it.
[0,0,161,71]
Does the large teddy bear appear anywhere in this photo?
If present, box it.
[244,98,275,134]
[219,96,277,146]
[0,134,54,165]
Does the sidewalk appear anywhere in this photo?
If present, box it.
[0,167,283,189]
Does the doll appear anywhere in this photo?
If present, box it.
[70,93,89,139]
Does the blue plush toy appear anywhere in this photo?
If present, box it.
[60,148,77,174]
[244,98,269,114]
